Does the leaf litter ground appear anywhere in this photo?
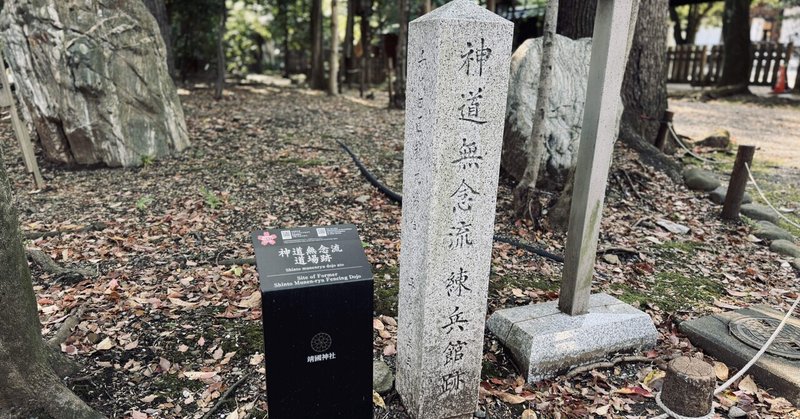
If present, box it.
[1,83,799,419]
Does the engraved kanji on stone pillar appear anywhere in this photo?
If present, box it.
[395,1,513,418]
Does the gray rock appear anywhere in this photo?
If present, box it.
[656,219,691,235]
[0,0,189,167]
[753,221,795,242]
[791,259,800,272]
[473,409,487,418]
[740,203,780,224]
[501,34,622,187]
[728,406,747,418]
[770,239,800,258]
[373,360,394,393]
[708,186,752,205]
[683,167,721,191]
[695,129,731,149]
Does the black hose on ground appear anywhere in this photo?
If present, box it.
[336,140,565,264]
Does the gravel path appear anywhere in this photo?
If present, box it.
[669,99,800,168]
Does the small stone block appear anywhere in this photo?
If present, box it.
[487,293,658,382]
[679,305,800,405]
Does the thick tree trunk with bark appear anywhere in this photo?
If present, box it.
[329,0,339,96]
[310,0,325,90]
[0,148,104,418]
[0,0,189,168]
[719,0,751,87]
[359,0,373,96]
[557,0,596,39]
[142,0,175,78]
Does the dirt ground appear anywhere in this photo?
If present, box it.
[669,98,800,168]
[1,83,799,419]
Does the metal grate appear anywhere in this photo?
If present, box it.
[729,316,800,360]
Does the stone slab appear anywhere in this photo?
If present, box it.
[487,293,658,382]
[679,305,800,405]
[684,167,721,192]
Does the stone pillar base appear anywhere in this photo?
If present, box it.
[486,293,658,382]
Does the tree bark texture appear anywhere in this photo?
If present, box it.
[395,0,408,107]
[661,357,715,417]
[142,0,175,77]
[620,0,669,144]
[513,0,559,215]
[0,146,104,418]
[279,0,291,77]
[214,2,227,100]
[344,0,356,84]
[329,0,339,96]
[719,0,751,87]
[311,0,326,90]
[557,0,597,39]
[0,0,189,167]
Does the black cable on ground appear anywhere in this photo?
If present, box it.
[336,140,403,204]
[336,140,565,264]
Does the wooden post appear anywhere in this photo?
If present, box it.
[654,110,674,152]
[721,144,756,220]
[661,357,715,418]
[0,51,44,189]
[558,0,638,316]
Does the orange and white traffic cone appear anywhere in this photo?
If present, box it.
[773,65,787,94]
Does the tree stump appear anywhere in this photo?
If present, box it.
[661,356,715,417]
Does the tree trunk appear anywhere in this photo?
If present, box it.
[344,0,356,86]
[329,0,339,96]
[395,0,408,108]
[311,0,326,90]
[359,0,373,96]
[0,0,189,168]
[142,0,175,78]
[0,146,104,418]
[718,0,751,87]
[669,6,687,44]
[513,0,559,218]
[214,2,227,101]
[280,0,291,77]
[424,0,432,14]
[620,0,669,144]
[557,0,596,39]
[487,0,496,12]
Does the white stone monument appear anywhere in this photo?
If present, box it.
[487,0,658,382]
[395,1,513,418]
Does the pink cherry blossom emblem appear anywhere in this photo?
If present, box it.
[258,232,277,246]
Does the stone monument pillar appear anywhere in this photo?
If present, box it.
[395,1,513,418]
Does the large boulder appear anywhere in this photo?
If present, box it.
[501,34,621,188]
[0,0,189,167]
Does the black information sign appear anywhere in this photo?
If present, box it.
[252,224,373,419]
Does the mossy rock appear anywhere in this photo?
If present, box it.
[683,168,721,192]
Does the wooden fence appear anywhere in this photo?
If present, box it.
[666,42,794,87]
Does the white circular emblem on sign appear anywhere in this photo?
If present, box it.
[311,332,332,353]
